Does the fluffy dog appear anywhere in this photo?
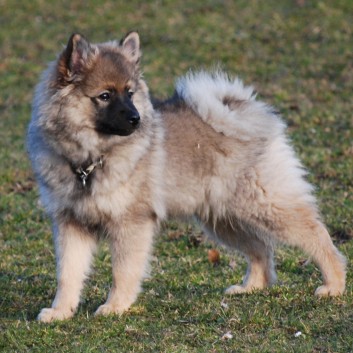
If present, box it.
[27,32,346,322]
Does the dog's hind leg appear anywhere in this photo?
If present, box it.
[309,226,346,296]
[37,221,97,322]
[272,205,346,296]
[202,220,277,294]
[95,217,156,316]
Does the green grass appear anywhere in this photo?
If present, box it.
[1,0,352,352]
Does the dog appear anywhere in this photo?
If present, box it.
[27,31,346,322]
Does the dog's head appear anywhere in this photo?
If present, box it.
[54,32,144,136]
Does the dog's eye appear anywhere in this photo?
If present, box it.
[98,92,111,102]
[127,90,134,99]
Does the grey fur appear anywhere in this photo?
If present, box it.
[27,32,346,322]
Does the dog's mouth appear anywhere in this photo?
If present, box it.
[115,126,138,136]
[96,121,140,136]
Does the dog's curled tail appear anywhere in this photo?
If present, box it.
[175,70,285,141]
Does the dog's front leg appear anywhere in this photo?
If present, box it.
[38,221,97,322]
[95,217,156,316]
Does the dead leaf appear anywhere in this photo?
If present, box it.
[208,249,220,265]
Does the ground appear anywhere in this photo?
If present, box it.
[0,1,352,352]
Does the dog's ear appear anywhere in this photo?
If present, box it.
[120,31,141,64]
[56,33,94,85]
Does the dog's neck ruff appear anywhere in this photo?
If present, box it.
[75,156,104,187]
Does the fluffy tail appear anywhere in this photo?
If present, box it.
[175,70,285,141]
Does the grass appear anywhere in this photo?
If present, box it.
[0,0,352,352]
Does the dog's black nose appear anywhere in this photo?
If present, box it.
[129,114,140,127]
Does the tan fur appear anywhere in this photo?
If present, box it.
[27,33,346,323]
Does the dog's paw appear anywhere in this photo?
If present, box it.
[224,284,249,295]
[314,285,344,297]
[94,304,126,317]
[37,307,74,323]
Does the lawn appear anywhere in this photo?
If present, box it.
[0,0,352,352]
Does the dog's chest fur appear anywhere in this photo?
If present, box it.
[50,126,165,228]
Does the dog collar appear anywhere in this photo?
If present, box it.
[75,155,104,187]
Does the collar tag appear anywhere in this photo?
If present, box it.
[76,156,104,187]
